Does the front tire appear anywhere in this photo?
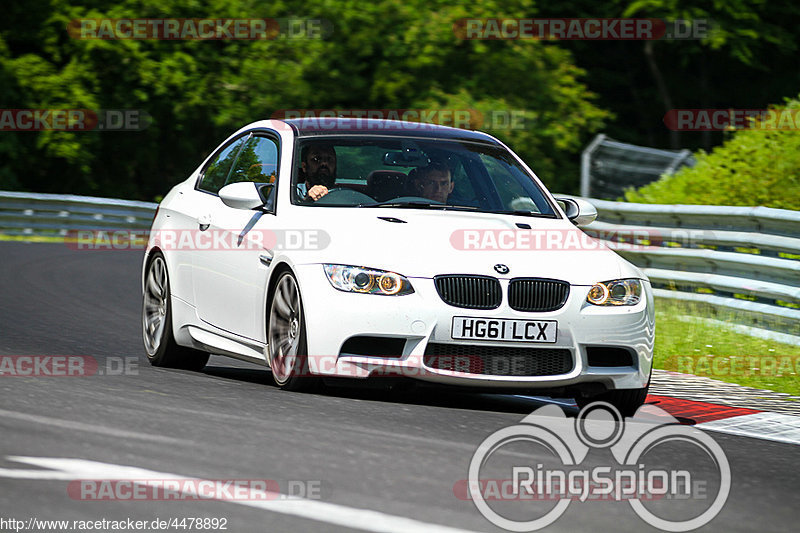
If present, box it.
[576,368,651,417]
[267,271,318,391]
[142,252,209,371]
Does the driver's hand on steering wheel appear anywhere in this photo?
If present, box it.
[306,185,329,202]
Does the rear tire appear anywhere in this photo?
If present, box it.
[143,252,209,371]
[267,271,319,391]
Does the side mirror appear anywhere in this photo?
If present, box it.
[219,182,265,210]
[555,197,597,227]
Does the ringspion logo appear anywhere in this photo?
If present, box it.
[465,403,729,531]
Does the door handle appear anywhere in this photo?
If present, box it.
[198,214,211,231]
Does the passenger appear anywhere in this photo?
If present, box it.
[412,161,454,203]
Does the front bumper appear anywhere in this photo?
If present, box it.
[294,264,654,391]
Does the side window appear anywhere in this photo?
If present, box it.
[198,137,246,194]
[225,135,279,186]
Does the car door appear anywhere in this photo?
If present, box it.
[192,132,281,342]
[162,135,247,306]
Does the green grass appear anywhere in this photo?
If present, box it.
[0,234,66,243]
[654,299,800,396]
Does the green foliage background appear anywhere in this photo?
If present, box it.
[0,0,798,203]
[626,96,800,209]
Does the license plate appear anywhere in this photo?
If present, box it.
[451,317,557,343]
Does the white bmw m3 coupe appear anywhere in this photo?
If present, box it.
[142,118,655,414]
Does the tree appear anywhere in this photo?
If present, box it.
[625,95,800,209]
[0,0,610,198]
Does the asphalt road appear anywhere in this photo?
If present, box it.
[0,242,797,532]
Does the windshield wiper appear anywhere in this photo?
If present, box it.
[359,202,480,211]
[360,201,434,208]
[358,202,553,216]
[486,210,554,218]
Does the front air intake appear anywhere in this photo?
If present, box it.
[424,343,573,376]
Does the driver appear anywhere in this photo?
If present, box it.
[412,161,454,203]
[298,144,337,202]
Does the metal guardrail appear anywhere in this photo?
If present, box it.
[580,134,694,199]
[1,190,798,343]
[576,198,800,343]
[0,191,156,236]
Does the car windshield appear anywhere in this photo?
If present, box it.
[291,136,558,217]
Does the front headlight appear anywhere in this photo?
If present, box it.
[323,264,415,296]
[587,279,642,306]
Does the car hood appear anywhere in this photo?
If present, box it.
[282,208,642,285]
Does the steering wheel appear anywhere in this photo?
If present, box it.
[314,188,376,205]
[387,195,445,205]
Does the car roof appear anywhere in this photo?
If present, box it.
[283,118,501,144]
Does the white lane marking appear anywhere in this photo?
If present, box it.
[1,457,484,533]
[0,468,78,480]
[697,412,800,446]
[0,409,192,445]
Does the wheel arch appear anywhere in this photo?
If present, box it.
[142,247,189,349]
[141,246,163,292]
[265,261,296,323]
